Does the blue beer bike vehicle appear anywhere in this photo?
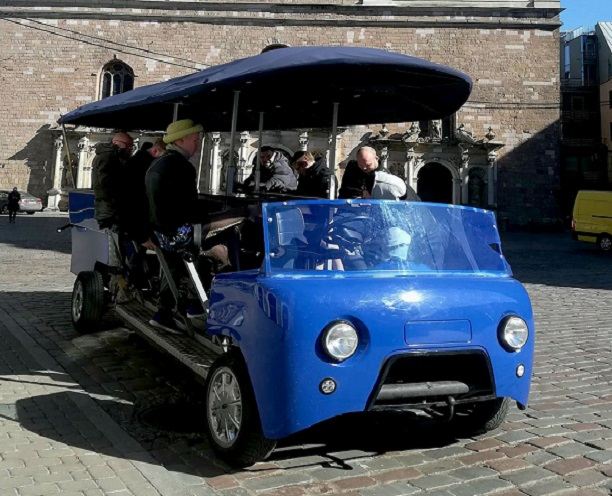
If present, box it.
[59,47,534,467]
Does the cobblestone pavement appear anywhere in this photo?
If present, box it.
[1,212,612,496]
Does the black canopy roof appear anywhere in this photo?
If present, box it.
[59,46,472,132]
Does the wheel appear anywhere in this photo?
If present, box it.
[204,353,276,467]
[597,234,612,253]
[453,397,509,434]
[27,212,35,215]
[71,271,105,333]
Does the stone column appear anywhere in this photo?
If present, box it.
[46,137,64,211]
[237,131,251,183]
[487,151,497,207]
[76,136,89,189]
[459,145,470,204]
[298,131,309,151]
[209,132,221,193]
[405,146,416,190]
[452,178,461,205]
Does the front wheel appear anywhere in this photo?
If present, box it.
[204,353,276,467]
[597,234,612,253]
[71,271,105,333]
[454,397,509,434]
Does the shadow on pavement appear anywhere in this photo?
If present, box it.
[0,213,71,254]
[2,289,467,478]
[500,231,612,290]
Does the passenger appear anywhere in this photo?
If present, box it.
[119,140,166,286]
[338,146,380,199]
[242,146,297,194]
[375,227,429,271]
[92,132,134,230]
[120,139,166,248]
[145,119,204,334]
[339,146,419,201]
[291,151,336,199]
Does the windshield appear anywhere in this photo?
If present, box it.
[262,200,510,276]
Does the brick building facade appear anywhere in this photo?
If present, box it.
[0,0,562,225]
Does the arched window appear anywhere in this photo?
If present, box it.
[99,59,134,99]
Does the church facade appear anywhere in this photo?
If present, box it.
[0,0,562,225]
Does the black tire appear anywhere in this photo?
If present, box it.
[27,212,35,215]
[597,234,612,253]
[454,397,509,434]
[71,271,105,333]
[204,353,276,467]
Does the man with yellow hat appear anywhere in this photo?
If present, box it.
[145,119,203,333]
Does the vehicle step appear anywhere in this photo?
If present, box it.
[115,301,219,380]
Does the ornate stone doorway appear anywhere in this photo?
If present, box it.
[417,162,453,203]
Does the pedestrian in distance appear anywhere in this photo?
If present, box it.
[7,187,20,223]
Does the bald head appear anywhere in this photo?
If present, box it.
[356,146,379,173]
[111,132,134,158]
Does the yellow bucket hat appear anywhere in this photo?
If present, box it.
[163,119,203,144]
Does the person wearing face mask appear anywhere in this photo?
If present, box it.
[241,146,297,194]
[92,131,134,230]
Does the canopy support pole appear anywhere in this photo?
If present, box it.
[328,102,339,200]
[255,112,264,193]
[226,90,240,196]
[173,103,179,122]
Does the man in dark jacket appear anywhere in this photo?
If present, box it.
[291,151,336,199]
[145,119,203,334]
[7,187,20,223]
[339,146,420,201]
[120,139,166,245]
[92,132,134,229]
[242,146,297,193]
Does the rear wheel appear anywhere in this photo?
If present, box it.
[454,397,509,434]
[71,271,105,333]
[204,353,276,467]
[597,234,612,253]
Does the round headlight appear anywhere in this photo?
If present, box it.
[499,316,529,351]
[322,321,358,361]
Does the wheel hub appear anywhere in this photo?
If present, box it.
[208,367,242,448]
[72,281,83,321]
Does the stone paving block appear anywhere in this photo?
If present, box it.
[547,443,599,458]
[18,482,61,495]
[545,457,597,476]
[359,482,420,496]
[409,473,461,490]
[332,475,377,491]
[523,452,561,466]
[447,467,498,481]
[564,469,609,487]
[520,479,574,496]
[448,478,514,496]
[417,459,465,474]
[500,467,557,487]
[310,464,369,481]
[357,457,404,472]
[372,467,422,484]
[486,458,532,473]
[241,473,313,492]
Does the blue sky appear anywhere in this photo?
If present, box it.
[560,0,611,31]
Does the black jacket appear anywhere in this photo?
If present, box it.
[119,149,155,242]
[7,190,20,209]
[244,153,297,193]
[92,142,125,224]
[295,158,336,199]
[145,149,198,235]
[338,160,378,199]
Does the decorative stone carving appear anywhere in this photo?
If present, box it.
[468,167,486,207]
[298,131,309,151]
[430,120,442,140]
[402,122,420,143]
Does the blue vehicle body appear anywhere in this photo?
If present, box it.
[206,200,535,439]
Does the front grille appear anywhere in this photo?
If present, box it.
[369,351,495,409]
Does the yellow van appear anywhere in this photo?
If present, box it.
[572,190,612,252]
